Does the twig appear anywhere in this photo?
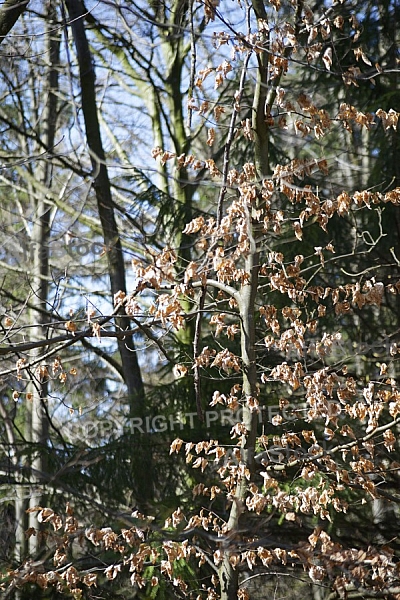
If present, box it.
[193,285,207,421]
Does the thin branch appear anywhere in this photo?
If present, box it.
[80,337,125,381]
[216,51,252,227]
[187,0,196,129]
[193,285,206,421]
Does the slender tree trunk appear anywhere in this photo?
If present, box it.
[218,220,260,600]
[27,2,60,555]
[161,19,196,348]
[65,0,152,506]
[218,4,270,597]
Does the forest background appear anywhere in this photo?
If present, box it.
[0,0,399,599]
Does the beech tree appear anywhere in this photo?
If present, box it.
[1,0,400,599]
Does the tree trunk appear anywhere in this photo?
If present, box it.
[65,0,152,506]
[218,4,270,596]
[26,2,60,556]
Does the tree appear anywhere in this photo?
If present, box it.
[1,0,400,599]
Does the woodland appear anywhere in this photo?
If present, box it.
[0,0,399,599]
